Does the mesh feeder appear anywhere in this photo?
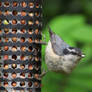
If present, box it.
[0,0,42,92]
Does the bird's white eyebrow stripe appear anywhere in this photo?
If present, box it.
[67,48,75,52]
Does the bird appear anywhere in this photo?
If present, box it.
[45,27,85,74]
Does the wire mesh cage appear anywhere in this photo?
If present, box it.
[0,0,42,92]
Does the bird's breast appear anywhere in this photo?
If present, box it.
[45,41,61,63]
[45,41,62,70]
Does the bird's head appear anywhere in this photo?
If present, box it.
[63,47,85,61]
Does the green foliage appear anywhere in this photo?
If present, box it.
[42,15,92,92]
[43,0,92,23]
[71,26,92,43]
[81,0,92,16]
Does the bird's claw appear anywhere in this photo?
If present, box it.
[38,69,48,80]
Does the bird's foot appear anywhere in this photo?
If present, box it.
[33,32,47,45]
[38,69,48,80]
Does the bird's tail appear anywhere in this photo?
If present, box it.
[48,26,54,36]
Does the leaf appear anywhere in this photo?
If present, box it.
[70,25,92,43]
[68,77,92,90]
[74,64,92,74]
[64,84,87,92]
[42,72,62,92]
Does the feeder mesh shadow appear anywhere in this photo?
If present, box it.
[0,0,42,92]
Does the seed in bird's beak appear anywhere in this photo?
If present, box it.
[81,54,85,58]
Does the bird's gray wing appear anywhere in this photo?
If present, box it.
[48,27,69,56]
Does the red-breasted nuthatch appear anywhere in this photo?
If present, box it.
[45,27,85,74]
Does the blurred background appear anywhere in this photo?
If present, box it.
[41,0,92,92]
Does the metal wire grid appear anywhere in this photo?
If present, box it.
[0,0,42,92]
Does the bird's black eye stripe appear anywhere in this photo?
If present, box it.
[63,48,70,55]
[71,52,77,55]
[63,47,81,56]
[63,48,77,55]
